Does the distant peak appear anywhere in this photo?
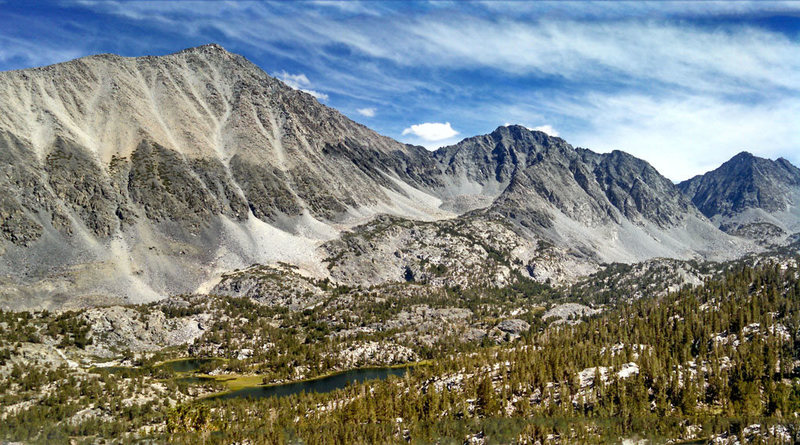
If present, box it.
[731,151,755,160]
[495,124,538,137]
[726,152,798,173]
[718,151,759,169]
[174,43,230,55]
[496,124,561,140]
[498,124,541,133]
[201,43,227,52]
[776,157,797,169]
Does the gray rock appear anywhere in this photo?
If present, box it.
[81,305,210,353]
[495,319,530,335]
[0,44,450,308]
[463,328,488,343]
[212,264,327,310]
[543,303,600,325]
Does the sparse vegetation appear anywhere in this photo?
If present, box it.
[1,253,798,443]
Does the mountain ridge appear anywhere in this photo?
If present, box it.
[0,43,455,309]
[0,44,790,309]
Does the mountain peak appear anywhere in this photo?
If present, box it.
[776,157,800,173]
[718,152,800,179]
[487,125,562,147]
[175,43,230,55]
[498,124,529,132]
[494,124,550,138]
[678,150,800,222]
[728,151,756,164]
[0,44,769,310]
[732,150,754,158]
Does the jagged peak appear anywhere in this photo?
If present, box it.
[435,124,571,158]
[728,151,756,163]
[776,157,800,172]
[681,151,790,189]
[173,43,230,55]
[494,124,553,139]
[497,124,529,132]
[2,43,239,75]
[718,151,797,174]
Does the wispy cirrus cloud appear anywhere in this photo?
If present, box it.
[475,1,800,20]
[76,3,800,98]
[0,36,84,71]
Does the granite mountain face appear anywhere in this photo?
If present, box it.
[0,44,448,309]
[679,151,800,243]
[0,45,791,309]
[437,126,745,264]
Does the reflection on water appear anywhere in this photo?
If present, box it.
[207,367,411,401]
[92,358,221,375]
[159,358,221,373]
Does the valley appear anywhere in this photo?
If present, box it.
[1,244,798,443]
[0,44,798,444]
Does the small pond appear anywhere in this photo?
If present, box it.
[206,366,412,402]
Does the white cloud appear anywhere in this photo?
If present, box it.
[402,122,459,141]
[275,70,329,101]
[83,3,800,97]
[529,125,559,137]
[307,0,386,16]
[475,1,800,20]
[306,90,329,100]
[387,19,800,96]
[356,107,376,117]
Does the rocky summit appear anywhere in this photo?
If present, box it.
[679,151,800,243]
[0,45,795,309]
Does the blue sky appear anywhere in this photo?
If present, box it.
[1,1,798,181]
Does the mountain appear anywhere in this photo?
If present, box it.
[435,125,744,263]
[318,126,749,290]
[0,44,450,309]
[0,45,756,309]
[678,151,800,242]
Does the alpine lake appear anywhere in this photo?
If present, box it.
[92,358,415,402]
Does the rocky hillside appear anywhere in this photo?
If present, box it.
[320,213,595,288]
[0,44,451,309]
[679,151,800,243]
